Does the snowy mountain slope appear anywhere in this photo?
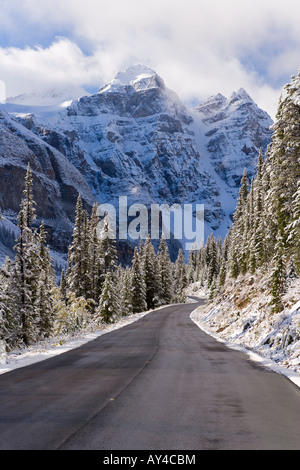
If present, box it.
[194,89,273,188]
[1,65,273,255]
[0,106,95,261]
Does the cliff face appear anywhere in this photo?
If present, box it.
[0,107,95,257]
[194,88,273,188]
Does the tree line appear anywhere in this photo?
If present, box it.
[0,164,188,351]
[187,71,300,313]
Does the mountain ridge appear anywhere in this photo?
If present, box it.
[0,65,273,263]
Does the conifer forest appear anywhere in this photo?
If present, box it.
[0,164,188,351]
[191,72,300,312]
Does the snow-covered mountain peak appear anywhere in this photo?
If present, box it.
[99,65,165,94]
[194,93,227,115]
[0,67,273,259]
[230,88,253,104]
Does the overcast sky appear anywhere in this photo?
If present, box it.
[0,0,300,119]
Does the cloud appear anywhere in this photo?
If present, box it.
[0,0,300,118]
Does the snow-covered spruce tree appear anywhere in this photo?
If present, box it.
[67,194,85,298]
[119,267,133,317]
[81,209,93,302]
[253,150,266,268]
[287,181,300,271]
[0,257,18,349]
[11,164,41,346]
[218,230,231,286]
[59,269,67,304]
[263,72,300,264]
[207,234,219,287]
[67,199,106,307]
[287,256,298,282]
[270,233,287,313]
[95,271,118,324]
[89,204,103,307]
[98,212,118,279]
[187,247,196,284]
[229,168,250,278]
[35,222,56,339]
[10,165,56,346]
[158,235,173,305]
[174,248,187,303]
[142,235,160,309]
[131,246,147,314]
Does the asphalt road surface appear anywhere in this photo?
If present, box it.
[1,298,300,450]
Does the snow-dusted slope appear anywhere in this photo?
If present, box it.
[2,65,273,252]
[0,106,95,261]
[194,89,273,188]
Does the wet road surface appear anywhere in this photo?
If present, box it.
[0,298,300,450]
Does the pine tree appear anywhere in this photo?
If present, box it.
[218,259,227,288]
[207,234,218,286]
[0,257,18,349]
[143,235,159,309]
[96,271,118,324]
[12,164,40,346]
[287,256,297,282]
[89,204,103,306]
[119,267,133,317]
[174,249,187,303]
[60,269,67,304]
[270,233,287,313]
[35,222,55,339]
[67,194,85,298]
[99,212,118,278]
[81,209,92,301]
[131,247,147,313]
[287,182,300,271]
[158,235,173,305]
[229,168,250,277]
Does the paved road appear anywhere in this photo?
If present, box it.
[0,298,300,450]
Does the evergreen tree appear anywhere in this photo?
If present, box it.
[270,234,287,313]
[12,164,40,346]
[99,212,118,278]
[81,209,92,301]
[143,235,159,309]
[287,182,300,271]
[158,235,173,304]
[35,222,55,339]
[0,257,18,348]
[67,194,85,298]
[131,247,147,313]
[96,271,118,324]
[174,249,187,303]
[207,234,218,286]
[89,204,103,306]
[59,269,67,304]
[229,168,250,277]
[119,267,133,317]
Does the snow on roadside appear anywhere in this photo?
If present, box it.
[189,275,300,389]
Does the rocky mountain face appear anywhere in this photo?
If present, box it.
[0,106,95,264]
[1,65,273,263]
[194,89,273,188]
